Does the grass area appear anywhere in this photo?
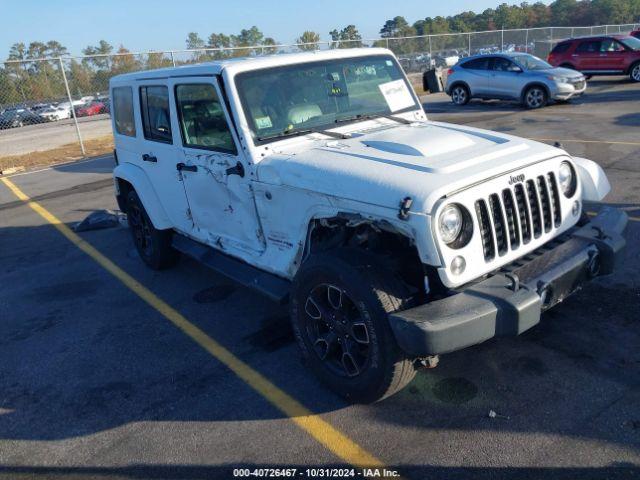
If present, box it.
[0,136,114,175]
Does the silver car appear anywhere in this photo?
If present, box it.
[445,53,587,108]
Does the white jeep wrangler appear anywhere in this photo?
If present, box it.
[110,48,626,402]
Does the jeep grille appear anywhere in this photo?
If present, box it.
[474,173,562,261]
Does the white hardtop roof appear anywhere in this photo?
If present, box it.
[110,48,393,84]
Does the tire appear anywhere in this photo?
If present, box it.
[450,84,470,106]
[523,85,547,109]
[126,190,178,270]
[290,249,416,403]
[630,62,640,83]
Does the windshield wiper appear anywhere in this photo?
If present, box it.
[257,127,349,142]
[334,112,413,125]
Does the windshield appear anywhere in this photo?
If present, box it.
[513,54,552,70]
[620,36,640,50]
[235,55,420,143]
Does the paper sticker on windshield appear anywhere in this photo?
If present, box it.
[255,116,273,129]
[378,79,414,112]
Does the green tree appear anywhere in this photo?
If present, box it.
[380,16,411,37]
[329,25,363,49]
[0,66,21,104]
[8,43,27,61]
[68,59,93,96]
[262,37,278,54]
[550,0,578,25]
[82,40,113,71]
[186,32,205,50]
[110,46,140,76]
[146,51,172,70]
[185,32,208,62]
[296,31,321,50]
[208,33,233,58]
[231,26,265,56]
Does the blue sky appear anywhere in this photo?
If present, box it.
[3,0,549,58]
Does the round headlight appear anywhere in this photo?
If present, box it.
[558,161,577,197]
[439,204,463,244]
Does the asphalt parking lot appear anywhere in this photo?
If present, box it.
[0,115,111,157]
[0,77,639,480]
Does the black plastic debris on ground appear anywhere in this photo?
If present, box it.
[74,210,127,232]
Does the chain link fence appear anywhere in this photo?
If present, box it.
[1,23,639,172]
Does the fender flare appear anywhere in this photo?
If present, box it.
[572,156,611,202]
[114,163,172,229]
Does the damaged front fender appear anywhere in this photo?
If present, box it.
[572,156,611,202]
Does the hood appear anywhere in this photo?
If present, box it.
[255,121,564,214]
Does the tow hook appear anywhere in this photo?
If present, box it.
[505,273,520,292]
[587,250,601,278]
[591,225,609,240]
[537,280,553,308]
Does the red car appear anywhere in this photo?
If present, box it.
[547,34,640,82]
[631,30,640,39]
[76,101,106,117]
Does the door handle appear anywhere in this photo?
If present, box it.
[176,162,197,172]
[225,161,245,178]
[142,154,157,162]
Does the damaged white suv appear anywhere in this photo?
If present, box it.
[110,49,626,402]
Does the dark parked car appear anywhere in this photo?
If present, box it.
[0,108,44,129]
[547,34,640,82]
[631,30,640,40]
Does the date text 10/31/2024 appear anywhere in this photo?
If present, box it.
[232,468,401,478]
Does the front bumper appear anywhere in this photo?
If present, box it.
[389,208,627,357]
[551,80,587,100]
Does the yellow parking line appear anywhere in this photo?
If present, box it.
[529,137,640,147]
[0,176,385,469]
[587,210,640,222]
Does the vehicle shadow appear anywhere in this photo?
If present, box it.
[615,113,640,127]
[0,205,638,466]
[424,97,522,115]
[572,88,640,105]
[50,153,115,175]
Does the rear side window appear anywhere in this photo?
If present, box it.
[461,57,490,70]
[175,84,237,154]
[600,38,625,52]
[551,42,571,54]
[576,40,601,53]
[140,85,172,143]
[491,57,516,71]
[112,87,135,137]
